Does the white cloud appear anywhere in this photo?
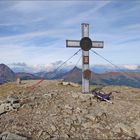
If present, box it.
[0,43,81,66]
[123,65,139,70]
[0,28,75,46]
[0,1,140,66]
[10,62,27,67]
[63,1,110,26]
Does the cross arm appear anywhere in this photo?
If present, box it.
[92,41,104,48]
[66,40,104,49]
[66,40,80,48]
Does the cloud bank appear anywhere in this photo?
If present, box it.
[0,1,140,66]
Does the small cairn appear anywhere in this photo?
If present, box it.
[16,77,21,85]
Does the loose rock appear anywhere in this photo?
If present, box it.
[0,132,27,140]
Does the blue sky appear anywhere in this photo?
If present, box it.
[0,0,140,69]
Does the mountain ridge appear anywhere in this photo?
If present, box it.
[16,72,40,80]
[8,63,140,73]
[61,66,140,88]
[1,64,140,88]
[35,66,140,88]
[0,64,16,84]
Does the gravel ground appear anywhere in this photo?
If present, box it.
[0,80,140,140]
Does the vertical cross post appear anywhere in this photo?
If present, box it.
[66,23,104,93]
[82,23,90,93]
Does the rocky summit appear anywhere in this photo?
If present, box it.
[0,80,140,140]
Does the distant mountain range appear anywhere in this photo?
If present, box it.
[16,72,39,80]
[0,64,16,84]
[58,66,140,88]
[35,66,140,88]
[1,63,140,88]
[0,64,39,84]
[90,65,140,73]
[8,63,140,73]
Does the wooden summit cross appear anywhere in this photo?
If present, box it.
[66,23,104,93]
